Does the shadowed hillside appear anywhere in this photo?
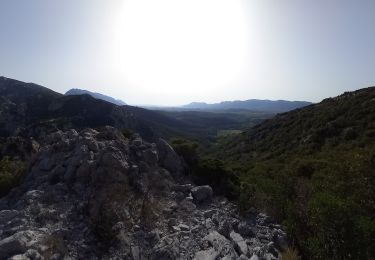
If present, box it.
[0,77,190,140]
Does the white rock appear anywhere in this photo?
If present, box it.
[193,248,218,260]
[230,231,248,256]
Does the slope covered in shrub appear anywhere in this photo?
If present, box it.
[210,87,375,259]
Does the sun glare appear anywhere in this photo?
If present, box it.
[112,0,247,98]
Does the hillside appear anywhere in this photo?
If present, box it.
[65,88,126,106]
[209,87,375,259]
[0,77,190,140]
[182,99,312,112]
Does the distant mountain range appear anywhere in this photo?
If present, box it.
[64,88,311,114]
[181,99,312,112]
[65,88,126,106]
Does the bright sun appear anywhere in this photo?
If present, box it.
[112,0,247,100]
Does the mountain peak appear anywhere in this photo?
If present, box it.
[65,88,126,106]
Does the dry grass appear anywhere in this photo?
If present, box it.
[41,234,68,259]
[281,247,301,260]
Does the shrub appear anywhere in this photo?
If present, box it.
[0,156,26,197]
[169,138,199,166]
[121,128,134,139]
[193,158,239,198]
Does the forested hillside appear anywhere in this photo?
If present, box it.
[201,87,375,259]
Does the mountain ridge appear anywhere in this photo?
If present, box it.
[181,99,312,112]
[0,77,189,140]
[65,88,126,106]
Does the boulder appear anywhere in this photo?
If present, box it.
[9,249,43,260]
[203,209,216,219]
[0,231,41,259]
[177,224,189,231]
[150,247,178,260]
[172,184,193,194]
[100,148,129,173]
[157,139,184,176]
[191,186,213,204]
[218,219,232,238]
[203,231,237,258]
[143,149,159,165]
[249,255,260,260]
[273,230,288,251]
[266,242,279,258]
[131,245,141,260]
[0,210,20,224]
[256,213,272,226]
[132,138,143,147]
[237,221,255,237]
[230,231,248,256]
[193,248,218,260]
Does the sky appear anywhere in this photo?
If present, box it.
[0,0,375,106]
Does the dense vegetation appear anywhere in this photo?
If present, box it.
[170,138,240,199]
[199,88,375,259]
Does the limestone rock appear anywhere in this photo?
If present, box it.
[0,231,42,259]
[157,139,185,177]
[250,255,260,260]
[238,221,255,237]
[230,231,248,256]
[193,248,218,260]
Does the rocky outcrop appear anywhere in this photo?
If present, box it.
[0,127,287,259]
[157,139,185,177]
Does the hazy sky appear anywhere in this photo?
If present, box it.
[1,0,375,106]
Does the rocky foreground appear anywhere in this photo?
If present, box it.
[0,127,287,259]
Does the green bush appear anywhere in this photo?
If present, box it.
[193,158,239,198]
[170,138,239,198]
[169,138,199,166]
[306,192,356,258]
[121,128,134,139]
[0,156,27,197]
